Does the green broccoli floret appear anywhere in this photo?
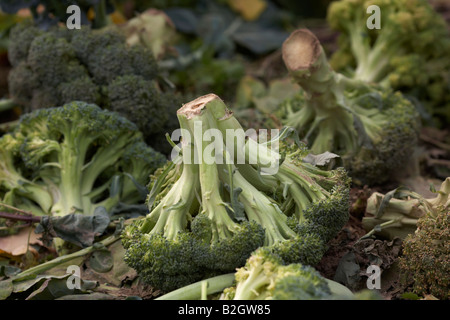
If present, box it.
[105,75,168,141]
[0,133,53,216]
[219,247,331,300]
[327,0,450,126]
[122,94,351,292]
[399,203,449,300]
[0,101,165,252]
[6,22,178,153]
[279,29,420,185]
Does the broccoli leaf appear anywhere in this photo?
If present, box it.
[35,207,110,248]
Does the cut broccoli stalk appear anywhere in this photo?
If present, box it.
[122,93,351,292]
[279,29,420,185]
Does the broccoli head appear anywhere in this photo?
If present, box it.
[0,101,165,252]
[327,0,450,126]
[6,22,179,153]
[279,29,420,185]
[122,94,350,292]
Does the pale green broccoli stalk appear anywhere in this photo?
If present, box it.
[122,94,351,292]
[122,96,266,292]
[362,178,450,240]
[399,201,449,299]
[0,101,165,251]
[327,0,450,125]
[280,29,420,185]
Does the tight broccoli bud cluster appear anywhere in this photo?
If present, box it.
[6,22,182,153]
[399,201,449,300]
[327,0,450,126]
[0,101,165,251]
[279,29,420,185]
[122,93,350,292]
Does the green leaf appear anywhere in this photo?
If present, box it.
[0,279,13,300]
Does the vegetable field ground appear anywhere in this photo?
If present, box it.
[0,0,448,302]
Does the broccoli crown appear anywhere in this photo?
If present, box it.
[327,0,450,125]
[122,94,351,292]
[6,22,179,153]
[280,29,420,185]
[220,248,332,300]
[105,75,168,137]
[399,207,449,300]
[0,101,165,223]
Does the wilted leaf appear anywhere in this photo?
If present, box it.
[0,279,12,300]
[35,207,110,248]
[0,226,43,256]
[303,151,340,166]
[83,241,137,288]
[0,262,21,278]
[333,252,361,290]
[88,248,113,273]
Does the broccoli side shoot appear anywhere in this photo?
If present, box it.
[327,0,450,125]
[280,29,420,185]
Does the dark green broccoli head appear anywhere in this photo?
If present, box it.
[123,231,205,292]
[7,21,42,67]
[27,32,88,88]
[106,75,167,138]
[71,27,158,85]
[6,22,176,154]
